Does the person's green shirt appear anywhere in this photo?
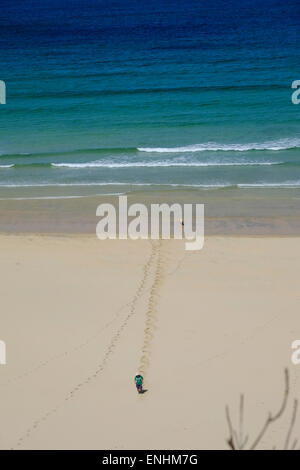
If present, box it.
[135,375,143,385]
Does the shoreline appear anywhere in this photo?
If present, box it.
[1,231,300,238]
[1,187,300,235]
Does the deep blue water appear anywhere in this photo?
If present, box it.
[0,0,300,194]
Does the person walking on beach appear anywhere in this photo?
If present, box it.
[134,373,143,393]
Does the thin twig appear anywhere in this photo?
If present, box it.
[241,434,249,450]
[225,405,236,450]
[238,394,244,449]
[284,399,298,450]
[291,438,298,450]
[250,368,289,450]
[225,369,299,450]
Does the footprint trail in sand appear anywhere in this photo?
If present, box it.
[139,240,166,378]
[14,240,159,449]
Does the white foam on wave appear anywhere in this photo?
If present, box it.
[1,182,299,190]
[238,182,300,188]
[52,161,279,168]
[0,164,14,168]
[0,182,230,189]
[0,193,125,200]
[138,138,300,153]
[0,182,132,188]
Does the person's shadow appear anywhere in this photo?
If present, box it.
[139,389,148,394]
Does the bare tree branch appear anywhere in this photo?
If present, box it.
[291,438,298,450]
[226,395,247,450]
[238,395,244,449]
[250,368,289,450]
[226,405,236,450]
[241,434,249,450]
[284,399,298,450]
[225,368,298,450]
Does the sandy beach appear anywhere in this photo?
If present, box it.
[0,233,299,449]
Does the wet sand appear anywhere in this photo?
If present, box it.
[1,188,300,235]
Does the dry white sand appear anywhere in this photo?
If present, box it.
[0,234,299,449]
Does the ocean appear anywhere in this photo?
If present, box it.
[0,0,300,198]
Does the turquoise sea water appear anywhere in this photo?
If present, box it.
[0,0,300,197]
